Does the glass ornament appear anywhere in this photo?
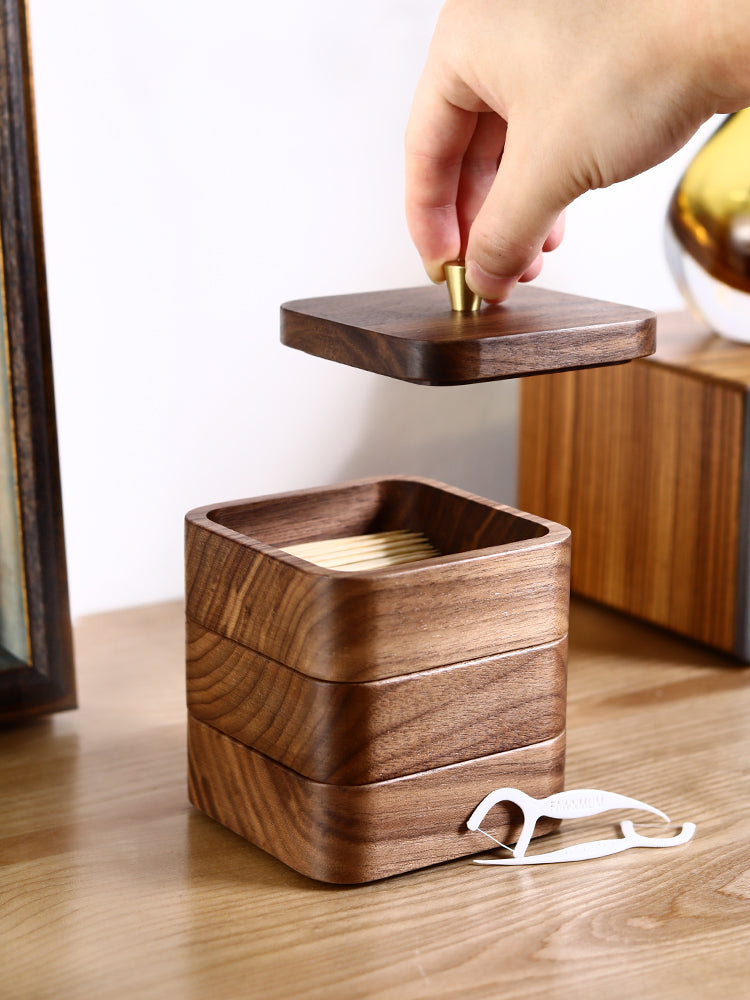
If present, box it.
[665,110,750,343]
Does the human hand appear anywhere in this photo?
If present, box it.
[405,0,750,301]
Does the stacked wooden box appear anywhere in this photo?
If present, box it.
[185,476,570,883]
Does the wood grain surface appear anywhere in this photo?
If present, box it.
[519,311,748,656]
[188,714,566,884]
[187,622,567,784]
[281,284,656,384]
[2,600,750,998]
[186,477,570,681]
[645,309,750,386]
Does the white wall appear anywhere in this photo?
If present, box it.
[27,0,718,618]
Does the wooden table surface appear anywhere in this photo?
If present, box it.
[2,599,749,999]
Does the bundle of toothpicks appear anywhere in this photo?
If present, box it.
[282,529,440,571]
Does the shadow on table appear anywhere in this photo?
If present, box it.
[569,596,748,671]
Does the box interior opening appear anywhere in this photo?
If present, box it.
[208,479,548,560]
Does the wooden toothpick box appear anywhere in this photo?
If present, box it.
[185,476,570,882]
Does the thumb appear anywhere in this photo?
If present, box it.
[465,127,572,301]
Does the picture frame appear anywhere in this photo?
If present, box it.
[0,0,75,720]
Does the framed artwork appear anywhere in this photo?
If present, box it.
[0,0,75,719]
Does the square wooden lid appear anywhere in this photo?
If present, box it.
[281,284,656,385]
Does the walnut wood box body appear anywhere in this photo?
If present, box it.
[519,311,750,660]
[185,476,570,882]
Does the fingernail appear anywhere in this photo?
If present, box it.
[466,261,517,302]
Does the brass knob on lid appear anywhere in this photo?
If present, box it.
[444,260,482,313]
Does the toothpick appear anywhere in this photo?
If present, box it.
[282,530,440,571]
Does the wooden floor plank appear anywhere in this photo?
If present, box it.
[1,599,749,999]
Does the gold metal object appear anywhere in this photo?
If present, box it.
[668,110,750,294]
[444,260,482,313]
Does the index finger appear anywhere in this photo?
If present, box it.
[405,72,479,282]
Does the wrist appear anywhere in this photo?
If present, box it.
[694,0,750,111]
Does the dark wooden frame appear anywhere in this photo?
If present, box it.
[0,0,75,719]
